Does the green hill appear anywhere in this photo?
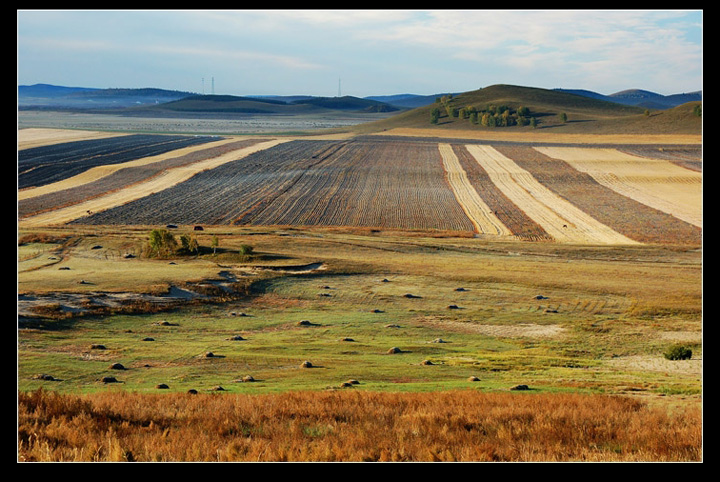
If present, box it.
[350,84,702,135]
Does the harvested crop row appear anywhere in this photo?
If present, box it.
[68,140,331,226]
[465,145,638,245]
[22,139,286,228]
[494,145,701,245]
[452,145,550,241]
[19,138,258,218]
[18,134,220,189]
[535,147,701,228]
[243,139,475,232]
[437,143,510,236]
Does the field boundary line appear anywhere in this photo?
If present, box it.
[465,145,639,245]
[18,138,239,201]
[534,147,702,228]
[19,139,288,227]
[438,143,511,236]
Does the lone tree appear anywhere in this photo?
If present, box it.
[430,107,440,124]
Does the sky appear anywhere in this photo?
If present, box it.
[17,9,703,98]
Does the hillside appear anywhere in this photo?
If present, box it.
[350,84,702,136]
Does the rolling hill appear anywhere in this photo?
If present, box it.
[350,84,702,136]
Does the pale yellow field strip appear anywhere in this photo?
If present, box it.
[18,138,239,201]
[465,145,639,245]
[18,128,129,150]
[376,127,702,146]
[438,143,511,236]
[535,147,702,228]
[19,139,289,228]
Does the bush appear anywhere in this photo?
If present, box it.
[663,344,693,361]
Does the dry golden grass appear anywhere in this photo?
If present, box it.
[18,389,701,462]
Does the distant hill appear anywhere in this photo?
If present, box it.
[18,84,194,109]
[153,94,399,114]
[351,84,702,135]
[292,96,400,112]
[364,93,456,109]
[18,84,399,114]
[555,88,702,109]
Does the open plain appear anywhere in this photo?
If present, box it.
[17,93,702,461]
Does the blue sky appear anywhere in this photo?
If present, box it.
[17,9,702,97]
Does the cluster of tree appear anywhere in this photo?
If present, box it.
[431,95,539,128]
[145,229,202,258]
[145,228,254,259]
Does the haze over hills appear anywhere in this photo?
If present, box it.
[554,88,702,110]
[19,83,700,111]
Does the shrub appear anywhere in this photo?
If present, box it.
[663,344,693,361]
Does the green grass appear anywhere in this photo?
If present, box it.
[18,226,702,405]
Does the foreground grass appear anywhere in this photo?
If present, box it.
[18,389,701,462]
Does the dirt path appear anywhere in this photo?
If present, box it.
[438,143,511,236]
[465,145,639,245]
[18,139,289,228]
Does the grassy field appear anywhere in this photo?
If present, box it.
[17,224,702,461]
[18,224,701,396]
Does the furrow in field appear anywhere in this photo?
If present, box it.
[18,138,238,201]
[534,147,702,228]
[19,139,288,228]
[438,143,511,236]
[465,145,639,245]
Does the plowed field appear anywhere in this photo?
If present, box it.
[18,132,702,246]
[535,147,702,228]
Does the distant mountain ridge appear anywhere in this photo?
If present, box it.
[554,88,702,109]
[18,83,701,112]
